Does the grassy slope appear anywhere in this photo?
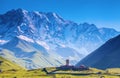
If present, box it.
[0,56,120,78]
[0,56,25,71]
[0,56,26,78]
[0,56,47,78]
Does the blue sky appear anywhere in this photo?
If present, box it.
[0,0,120,31]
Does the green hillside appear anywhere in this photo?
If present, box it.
[0,56,25,71]
[0,56,120,78]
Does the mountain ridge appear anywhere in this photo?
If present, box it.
[76,35,120,69]
[0,8,119,69]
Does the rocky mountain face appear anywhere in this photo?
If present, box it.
[76,35,120,69]
[0,9,119,69]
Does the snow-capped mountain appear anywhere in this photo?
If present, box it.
[0,9,119,69]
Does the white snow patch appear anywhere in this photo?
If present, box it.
[53,13,58,19]
[0,40,9,45]
[60,44,66,48]
[36,40,50,50]
[17,26,24,33]
[20,23,26,26]
[29,24,36,31]
[34,11,50,22]
[58,27,61,31]
[53,13,64,23]
[17,35,34,43]
[45,25,49,30]
[23,11,36,31]
[44,15,50,22]
[34,11,42,17]
[22,9,28,15]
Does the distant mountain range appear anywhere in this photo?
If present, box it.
[76,35,120,69]
[0,9,119,69]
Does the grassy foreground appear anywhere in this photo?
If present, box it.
[0,67,120,78]
[0,56,120,78]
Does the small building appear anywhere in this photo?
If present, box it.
[66,59,69,66]
[72,65,89,71]
[57,59,74,70]
[57,59,89,71]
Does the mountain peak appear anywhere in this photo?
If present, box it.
[5,8,23,15]
[46,12,65,23]
[46,12,59,18]
[0,9,119,69]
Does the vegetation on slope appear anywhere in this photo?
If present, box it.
[0,56,120,78]
[0,56,25,71]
